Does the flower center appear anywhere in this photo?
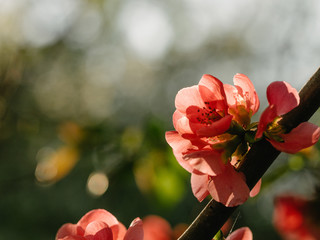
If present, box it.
[196,102,223,125]
[265,117,286,142]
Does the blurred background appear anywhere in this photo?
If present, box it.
[0,0,320,239]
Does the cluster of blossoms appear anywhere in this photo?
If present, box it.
[56,209,251,240]
[166,74,320,207]
[56,73,320,240]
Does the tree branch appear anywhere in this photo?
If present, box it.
[178,67,320,240]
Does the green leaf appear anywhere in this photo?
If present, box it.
[246,121,259,131]
[244,131,256,144]
[213,230,225,240]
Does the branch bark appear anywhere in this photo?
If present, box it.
[178,67,320,240]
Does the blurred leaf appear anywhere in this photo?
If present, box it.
[134,153,155,193]
[153,166,186,208]
[288,155,304,171]
[134,149,186,208]
[213,230,224,240]
[121,126,143,155]
[143,118,167,148]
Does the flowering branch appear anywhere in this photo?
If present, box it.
[178,67,320,240]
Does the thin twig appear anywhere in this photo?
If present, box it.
[178,67,320,240]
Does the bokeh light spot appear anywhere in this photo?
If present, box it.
[21,0,82,47]
[35,146,79,184]
[117,1,173,61]
[87,172,109,197]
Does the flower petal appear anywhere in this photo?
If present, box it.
[56,223,83,240]
[256,105,277,139]
[191,172,210,202]
[249,179,261,198]
[173,110,193,135]
[267,81,299,116]
[165,131,195,172]
[58,236,86,240]
[269,122,320,154]
[77,209,119,240]
[224,84,237,109]
[207,164,249,207]
[233,73,260,115]
[226,227,253,240]
[198,74,227,107]
[116,223,127,240]
[196,115,233,137]
[184,150,223,176]
[84,221,112,240]
[175,85,204,113]
[123,218,144,240]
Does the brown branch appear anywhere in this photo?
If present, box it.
[178,67,320,240]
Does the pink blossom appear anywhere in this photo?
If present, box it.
[224,74,260,127]
[226,227,253,240]
[56,209,143,240]
[190,164,250,207]
[166,74,260,207]
[165,131,251,206]
[173,74,232,138]
[256,81,320,153]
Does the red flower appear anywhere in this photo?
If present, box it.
[166,74,260,207]
[143,215,172,240]
[56,209,143,240]
[273,195,320,240]
[256,81,320,153]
